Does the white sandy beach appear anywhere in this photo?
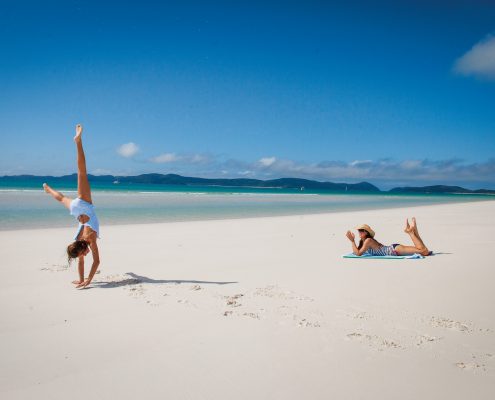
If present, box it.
[1,200,494,399]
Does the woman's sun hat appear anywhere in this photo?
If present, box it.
[355,224,375,237]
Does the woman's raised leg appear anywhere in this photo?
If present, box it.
[398,218,430,256]
[409,218,428,251]
[74,124,92,204]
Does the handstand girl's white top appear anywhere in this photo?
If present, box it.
[70,198,100,240]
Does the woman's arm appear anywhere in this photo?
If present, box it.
[76,235,100,288]
[346,231,371,256]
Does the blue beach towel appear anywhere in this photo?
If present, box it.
[342,253,425,259]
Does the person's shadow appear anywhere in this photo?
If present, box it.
[92,272,237,289]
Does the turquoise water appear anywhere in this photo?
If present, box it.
[0,179,379,195]
[0,181,493,230]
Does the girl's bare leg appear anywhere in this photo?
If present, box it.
[43,183,72,209]
[74,124,92,203]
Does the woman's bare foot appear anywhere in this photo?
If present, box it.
[404,218,414,234]
[411,217,419,235]
[43,183,50,193]
[74,124,83,142]
[72,280,83,285]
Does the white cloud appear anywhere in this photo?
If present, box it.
[238,157,495,185]
[259,157,276,167]
[90,168,115,175]
[110,145,495,187]
[150,153,181,163]
[138,153,495,186]
[189,154,210,164]
[400,160,422,170]
[117,142,139,158]
[149,152,212,164]
[454,35,495,80]
[350,159,373,167]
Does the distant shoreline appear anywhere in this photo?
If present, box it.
[1,173,494,195]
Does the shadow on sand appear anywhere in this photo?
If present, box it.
[91,272,238,289]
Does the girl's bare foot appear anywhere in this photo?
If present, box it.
[74,124,83,142]
[72,280,83,284]
[43,183,50,193]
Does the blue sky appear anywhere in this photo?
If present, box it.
[1,0,494,189]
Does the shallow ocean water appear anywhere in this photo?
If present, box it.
[0,185,492,231]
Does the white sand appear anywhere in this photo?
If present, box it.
[1,201,494,399]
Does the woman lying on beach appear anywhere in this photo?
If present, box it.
[43,124,100,288]
[346,218,430,257]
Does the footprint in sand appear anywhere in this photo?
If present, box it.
[352,311,371,320]
[456,353,494,373]
[347,332,372,341]
[40,264,67,272]
[295,316,321,328]
[252,286,321,327]
[225,294,244,307]
[126,285,146,298]
[344,310,384,322]
[455,361,486,372]
[429,317,472,333]
[271,305,323,328]
[243,312,260,320]
[253,285,314,302]
[177,298,197,307]
[415,334,442,347]
[346,332,402,350]
[219,285,322,329]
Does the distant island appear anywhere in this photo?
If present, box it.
[389,185,495,195]
[1,173,494,194]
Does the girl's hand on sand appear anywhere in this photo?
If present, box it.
[76,278,92,289]
[346,230,355,241]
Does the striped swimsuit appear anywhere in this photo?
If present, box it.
[364,244,399,256]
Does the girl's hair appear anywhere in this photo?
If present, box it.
[67,240,89,263]
[357,231,371,250]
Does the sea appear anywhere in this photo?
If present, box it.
[0,179,493,231]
